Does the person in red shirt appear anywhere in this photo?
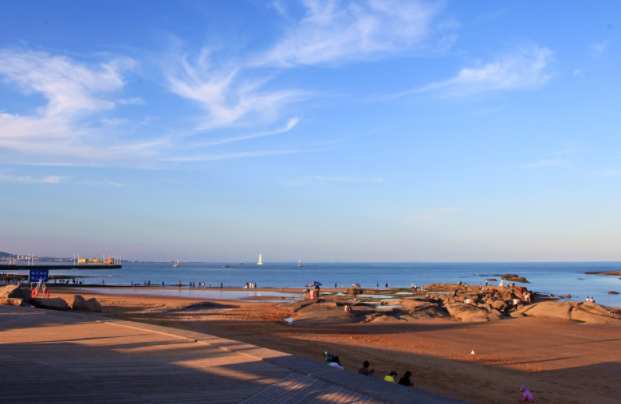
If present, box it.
[358,361,370,376]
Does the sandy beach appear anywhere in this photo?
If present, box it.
[33,285,621,404]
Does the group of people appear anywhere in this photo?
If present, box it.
[325,353,533,401]
[585,296,596,303]
[245,282,258,288]
[324,354,414,388]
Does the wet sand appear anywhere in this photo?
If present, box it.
[48,286,621,404]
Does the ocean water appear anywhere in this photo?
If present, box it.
[6,262,621,306]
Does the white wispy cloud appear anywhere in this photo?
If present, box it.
[0,49,131,116]
[164,148,314,162]
[411,207,462,221]
[0,49,165,166]
[193,117,299,146]
[258,0,447,66]
[166,49,304,131]
[285,174,384,185]
[591,39,611,57]
[522,146,577,169]
[0,173,67,183]
[409,45,553,97]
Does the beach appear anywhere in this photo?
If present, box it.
[36,285,621,404]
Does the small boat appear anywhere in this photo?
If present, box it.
[298,259,303,267]
[257,254,263,265]
[222,264,230,268]
[239,262,244,265]
[173,259,179,268]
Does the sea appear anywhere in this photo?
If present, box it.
[6,262,621,306]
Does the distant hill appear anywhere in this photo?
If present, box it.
[0,251,11,258]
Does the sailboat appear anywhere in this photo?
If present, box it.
[257,254,263,265]
[173,259,179,268]
[298,259,303,267]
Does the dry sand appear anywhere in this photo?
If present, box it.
[44,286,621,404]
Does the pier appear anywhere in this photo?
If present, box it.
[0,264,122,270]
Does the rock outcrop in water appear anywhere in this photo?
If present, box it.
[501,274,530,283]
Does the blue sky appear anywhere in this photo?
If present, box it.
[0,0,619,262]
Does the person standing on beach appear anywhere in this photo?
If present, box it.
[385,283,388,289]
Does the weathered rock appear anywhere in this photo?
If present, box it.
[30,297,70,311]
[491,300,509,312]
[6,286,33,302]
[570,303,621,325]
[566,294,572,298]
[400,299,449,319]
[509,311,524,318]
[519,302,572,320]
[608,291,619,295]
[72,295,102,312]
[444,302,502,322]
[0,285,19,299]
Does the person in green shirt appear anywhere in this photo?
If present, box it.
[384,371,397,383]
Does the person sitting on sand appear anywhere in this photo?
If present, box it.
[369,369,376,378]
[398,371,414,387]
[519,385,533,402]
[329,356,344,369]
[358,361,370,376]
[384,371,397,383]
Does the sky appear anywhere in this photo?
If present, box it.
[0,0,620,262]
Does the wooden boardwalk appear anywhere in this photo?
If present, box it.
[0,305,462,404]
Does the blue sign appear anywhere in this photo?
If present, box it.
[29,269,49,283]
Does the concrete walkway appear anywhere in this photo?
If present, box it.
[0,305,463,404]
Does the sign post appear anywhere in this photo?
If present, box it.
[29,269,49,283]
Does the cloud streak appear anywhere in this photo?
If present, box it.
[401,45,553,98]
[0,49,168,166]
[259,0,447,66]
[193,117,299,146]
[166,49,304,132]
[0,173,67,183]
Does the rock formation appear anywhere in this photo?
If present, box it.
[72,295,102,312]
[30,297,70,311]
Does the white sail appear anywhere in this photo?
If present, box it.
[257,254,263,265]
[298,259,302,267]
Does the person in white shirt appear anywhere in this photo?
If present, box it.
[329,356,344,369]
